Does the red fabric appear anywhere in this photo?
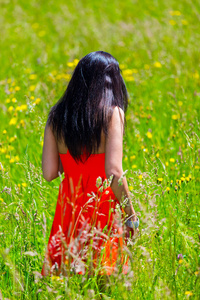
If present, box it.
[41,152,130,276]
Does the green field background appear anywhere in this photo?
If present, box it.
[0,0,200,299]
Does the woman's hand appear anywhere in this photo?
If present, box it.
[125,226,139,239]
[125,215,139,239]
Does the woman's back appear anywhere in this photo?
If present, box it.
[57,130,106,155]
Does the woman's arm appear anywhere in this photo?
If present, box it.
[105,106,137,221]
[42,122,63,182]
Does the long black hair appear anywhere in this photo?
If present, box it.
[48,51,128,162]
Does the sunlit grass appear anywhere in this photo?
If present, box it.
[0,0,200,299]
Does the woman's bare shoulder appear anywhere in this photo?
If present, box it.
[109,106,124,130]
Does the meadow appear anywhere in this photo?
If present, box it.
[0,0,200,299]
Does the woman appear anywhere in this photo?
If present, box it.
[41,51,139,277]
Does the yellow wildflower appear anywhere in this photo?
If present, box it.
[18,184,21,188]
[157,178,163,182]
[153,61,162,68]
[3,130,7,134]
[156,153,159,158]
[56,74,62,80]
[32,23,39,29]
[61,73,71,81]
[178,101,183,106]
[6,98,10,103]
[29,74,37,80]
[29,85,36,91]
[165,162,169,166]
[11,81,16,86]
[146,131,152,139]
[73,59,79,66]
[8,106,14,112]
[15,106,21,112]
[20,120,25,127]
[124,156,128,162]
[130,155,136,160]
[181,20,188,25]
[14,155,20,162]
[169,158,175,163]
[138,175,143,180]
[178,259,183,264]
[132,164,137,169]
[186,177,190,182]
[129,186,133,191]
[144,64,150,70]
[12,98,17,103]
[9,136,16,143]
[15,86,20,91]
[169,20,176,26]
[34,98,41,105]
[172,114,180,120]
[195,165,199,169]
[185,291,193,296]
[7,145,14,151]
[181,177,185,182]
[1,148,6,154]
[0,198,4,202]
[6,155,10,159]
[30,96,35,100]
[125,76,134,82]
[20,104,27,111]
[9,87,13,92]
[67,62,74,68]
[52,275,63,282]
[169,10,181,16]
[119,64,126,70]
[122,69,133,76]
[193,72,199,79]
[38,30,46,37]
[7,78,12,83]
[9,158,15,163]
[22,183,27,187]
[166,187,170,192]
[0,148,6,154]
[143,148,148,152]
[152,117,156,122]
[9,118,17,125]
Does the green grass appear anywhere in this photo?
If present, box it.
[0,0,200,298]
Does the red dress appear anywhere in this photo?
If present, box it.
[41,151,129,276]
